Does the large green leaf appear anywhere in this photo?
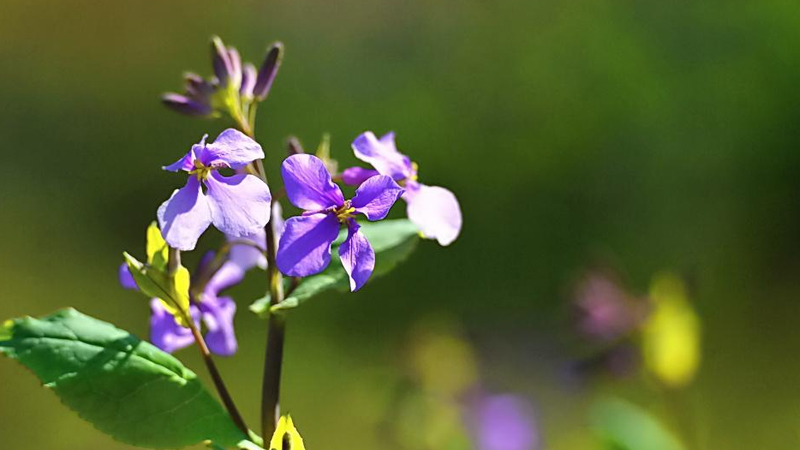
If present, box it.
[0,308,249,449]
[250,219,419,316]
[590,397,685,450]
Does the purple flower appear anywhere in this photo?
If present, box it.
[470,394,539,450]
[343,131,462,246]
[157,129,271,251]
[276,154,404,291]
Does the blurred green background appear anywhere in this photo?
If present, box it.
[2,0,800,449]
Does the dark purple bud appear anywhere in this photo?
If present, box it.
[254,41,283,100]
[162,93,213,116]
[227,46,242,89]
[183,72,215,97]
[240,63,257,98]
[211,36,233,85]
[286,136,305,155]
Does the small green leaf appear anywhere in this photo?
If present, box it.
[0,308,248,449]
[124,252,191,327]
[590,397,685,450]
[250,219,419,316]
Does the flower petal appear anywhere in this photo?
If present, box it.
[118,263,138,290]
[157,177,213,251]
[228,228,267,271]
[150,299,199,354]
[205,171,272,238]
[199,295,238,356]
[281,154,344,210]
[205,260,246,298]
[161,93,213,117]
[198,129,265,170]
[351,131,412,180]
[341,166,380,186]
[276,213,339,277]
[338,220,375,291]
[405,184,462,246]
[163,148,196,172]
[240,63,257,98]
[351,175,404,221]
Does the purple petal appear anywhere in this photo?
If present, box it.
[161,93,213,117]
[276,213,339,277]
[473,395,539,450]
[351,175,404,221]
[271,201,286,247]
[157,177,213,251]
[205,171,272,238]
[281,154,344,210]
[405,184,462,246]
[184,73,215,97]
[205,260,246,298]
[150,299,199,354]
[240,63,257,98]
[338,220,375,291]
[351,131,413,180]
[197,129,265,170]
[199,295,238,356]
[118,263,138,290]
[341,167,380,186]
[254,42,283,100]
[228,228,267,271]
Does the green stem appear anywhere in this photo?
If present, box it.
[168,248,249,436]
[234,106,287,441]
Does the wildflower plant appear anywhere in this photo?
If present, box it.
[0,36,461,450]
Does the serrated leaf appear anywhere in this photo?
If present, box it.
[0,308,247,449]
[590,398,685,450]
[250,219,419,316]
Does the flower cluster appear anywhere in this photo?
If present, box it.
[119,37,462,364]
[163,36,282,118]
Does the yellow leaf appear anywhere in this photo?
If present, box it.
[123,252,191,327]
[146,221,169,270]
[642,273,701,388]
[269,415,306,450]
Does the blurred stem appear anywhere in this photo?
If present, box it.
[168,247,249,435]
[661,384,700,450]
[234,108,287,441]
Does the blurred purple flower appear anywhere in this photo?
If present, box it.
[471,394,539,450]
[573,272,648,342]
[158,129,271,251]
[343,131,462,246]
[276,154,404,291]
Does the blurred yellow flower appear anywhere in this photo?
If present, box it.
[642,272,701,388]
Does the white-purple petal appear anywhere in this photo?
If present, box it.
[276,213,340,277]
[281,154,344,210]
[157,177,213,251]
[351,131,413,180]
[199,295,238,357]
[198,129,265,170]
[205,171,272,238]
[150,299,199,354]
[405,184,462,246]
[228,228,267,271]
[351,175,404,221]
[341,166,380,186]
[338,220,375,292]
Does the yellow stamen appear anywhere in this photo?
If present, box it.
[334,201,356,223]
[189,159,212,181]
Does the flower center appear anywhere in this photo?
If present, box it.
[398,162,419,187]
[189,159,212,181]
[334,200,356,223]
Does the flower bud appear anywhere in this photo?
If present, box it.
[161,93,213,116]
[254,41,283,100]
[240,63,257,98]
[286,136,304,155]
[211,36,233,85]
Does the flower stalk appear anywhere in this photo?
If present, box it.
[167,247,249,436]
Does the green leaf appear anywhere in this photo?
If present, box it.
[590,398,685,450]
[0,308,248,449]
[250,219,419,316]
